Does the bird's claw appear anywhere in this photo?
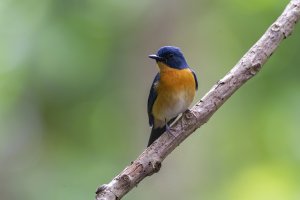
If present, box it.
[165,123,176,138]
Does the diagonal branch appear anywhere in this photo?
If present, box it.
[95,1,300,199]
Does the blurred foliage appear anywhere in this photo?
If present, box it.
[0,0,300,200]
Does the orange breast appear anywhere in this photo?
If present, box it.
[152,62,196,125]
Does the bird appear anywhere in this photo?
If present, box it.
[147,46,198,147]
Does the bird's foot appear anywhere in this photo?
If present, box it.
[165,123,176,138]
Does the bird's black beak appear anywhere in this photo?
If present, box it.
[148,54,165,62]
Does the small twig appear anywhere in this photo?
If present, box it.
[95,1,300,199]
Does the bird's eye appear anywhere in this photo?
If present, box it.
[166,53,174,59]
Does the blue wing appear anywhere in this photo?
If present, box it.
[191,69,198,90]
[147,73,160,127]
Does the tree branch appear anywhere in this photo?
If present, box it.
[95,1,300,199]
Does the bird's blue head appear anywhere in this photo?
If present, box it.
[149,46,189,70]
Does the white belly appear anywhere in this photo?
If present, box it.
[164,91,190,120]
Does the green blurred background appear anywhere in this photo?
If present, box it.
[1,0,300,199]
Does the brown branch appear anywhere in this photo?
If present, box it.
[95,1,300,199]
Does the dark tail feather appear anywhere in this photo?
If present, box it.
[147,126,166,147]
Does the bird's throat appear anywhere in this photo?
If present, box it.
[157,61,174,72]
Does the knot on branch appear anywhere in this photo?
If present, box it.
[95,184,108,195]
[116,174,131,191]
[147,160,162,175]
[271,23,281,32]
[181,109,197,127]
[249,63,262,75]
[95,184,118,200]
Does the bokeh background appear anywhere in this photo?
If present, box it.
[1,0,300,199]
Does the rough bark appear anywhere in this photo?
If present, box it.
[95,1,300,199]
